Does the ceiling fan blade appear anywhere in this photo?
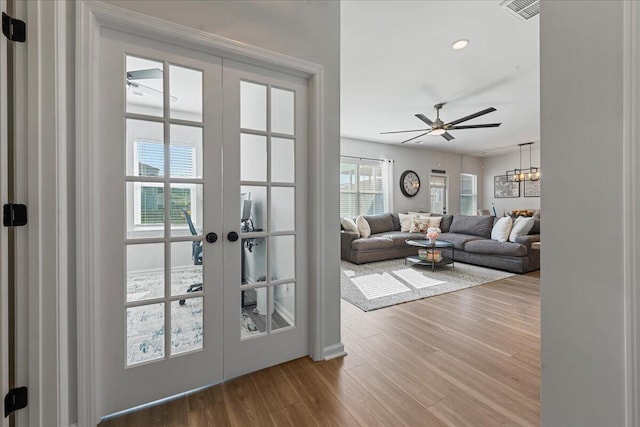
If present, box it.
[380,128,430,135]
[401,131,430,144]
[445,107,497,127]
[447,123,502,129]
[442,132,454,141]
[415,114,434,126]
[127,68,163,80]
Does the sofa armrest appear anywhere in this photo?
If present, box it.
[515,234,540,250]
[341,231,360,259]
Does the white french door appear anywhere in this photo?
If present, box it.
[96,30,308,418]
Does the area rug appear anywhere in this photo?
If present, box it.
[341,259,514,311]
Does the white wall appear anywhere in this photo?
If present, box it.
[480,146,540,215]
[541,1,629,426]
[341,137,483,215]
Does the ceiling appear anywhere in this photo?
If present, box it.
[340,0,539,156]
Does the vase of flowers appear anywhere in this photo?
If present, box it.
[426,227,441,244]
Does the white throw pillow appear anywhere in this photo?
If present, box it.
[410,216,430,233]
[398,213,412,232]
[356,215,371,238]
[408,211,430,218]
[426,216,442,229]
[491,216,513,242]
[341,217,359,236]
[509,217,535,242]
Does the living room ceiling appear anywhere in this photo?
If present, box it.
[341,0,539,156]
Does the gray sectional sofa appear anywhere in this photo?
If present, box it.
[341,213,540,274]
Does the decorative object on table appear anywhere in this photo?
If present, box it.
[510,209,534,218]
[425,226,441,244]
[524,179,541,197]
[506,142,540,182]
[494,175,520,198]
[399,170,420,197]
[340,259,514,311]
[380,103,502,143]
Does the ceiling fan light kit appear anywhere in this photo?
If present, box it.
[506,142,540,182]
[380,103,501,144]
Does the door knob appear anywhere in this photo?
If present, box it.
[227,231,239,242]
[206,232,218,243]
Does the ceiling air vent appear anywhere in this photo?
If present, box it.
[500,0,540,21]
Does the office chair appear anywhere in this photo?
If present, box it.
[179,208,203,305]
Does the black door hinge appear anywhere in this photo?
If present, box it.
[4,387,27,417]
[2,12,26,42]
[3,204,27,227]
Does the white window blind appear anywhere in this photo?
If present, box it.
[340,157,386,217]
[460,173,477,216]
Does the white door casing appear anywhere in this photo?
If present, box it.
[77,2,329,425]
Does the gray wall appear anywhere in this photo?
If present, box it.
[541,1,627,425]
[341,137,483,215]
[480,146,541,215]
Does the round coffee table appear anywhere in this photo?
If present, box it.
[405,239,455,272]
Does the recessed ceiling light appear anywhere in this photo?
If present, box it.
[452,39,469,50]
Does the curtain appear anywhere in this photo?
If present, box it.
[381,159,394,213]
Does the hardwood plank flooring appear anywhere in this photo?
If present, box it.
[100,271,540,427]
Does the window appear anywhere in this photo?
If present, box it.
[460,173,477,216]
[135,140,196,226]
[340,158,385,217]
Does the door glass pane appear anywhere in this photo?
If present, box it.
[271,137,294,183]
[170,183,203,237]
[171,241,202,296]
[127,182,165,239]
[170,125,202,179]
[271,235,295,281]
[169,64,203,122]
[241,237,267,285]
[271,283,294,331]
[171,297,203,355]
[126,119,164,177]
[240,81,267,131]
[126,56,164,117]
[270,187,295,232]
[127,243,164,302]
[270,87,294,135]
[240,186,267,232]
[127,303,165,366]
[240,133,267,182]
[241,289,267,339]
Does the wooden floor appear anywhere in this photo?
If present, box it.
[101,271,540,427]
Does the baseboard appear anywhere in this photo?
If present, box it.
[274,300,294,326]
[323,342,347,360]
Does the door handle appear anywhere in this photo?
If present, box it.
[227,231,239,242]
[206,232,218,243]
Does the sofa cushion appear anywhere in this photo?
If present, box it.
[398,213,412,232]
[351,236,394,251]
[363,213,395,235]
[431,214,453,232]
[438,233,484,249]
[390,213,401,231]
[340,217,360,235]
[374,231,425,247]
[528,218,541,235]
[491,216,513,242]
[509,217,535,242]
[464,239,528,257]
[449,215,494,238]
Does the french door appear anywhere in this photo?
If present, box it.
[96,30,308,417]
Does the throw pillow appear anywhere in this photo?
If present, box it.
[398,213,412,232]
[426,216,442,229]
[356,215,371,238]
[509,217,535,242]
[408,211,430,218]
[340,217,359,236]
[491,216,513,242]
[410,216,430,233]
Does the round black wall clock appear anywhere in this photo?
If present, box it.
[400,170,420,197]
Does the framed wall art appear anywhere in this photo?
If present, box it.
[494,175,520,198]
[524,179,541,197]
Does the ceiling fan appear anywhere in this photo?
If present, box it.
[381,103,501,143]
[126,68,177,101]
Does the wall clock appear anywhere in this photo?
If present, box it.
[400,170,420,197]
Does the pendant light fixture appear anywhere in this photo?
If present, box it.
[506,142,540,182]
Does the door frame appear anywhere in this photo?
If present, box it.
[75,1,329,425]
